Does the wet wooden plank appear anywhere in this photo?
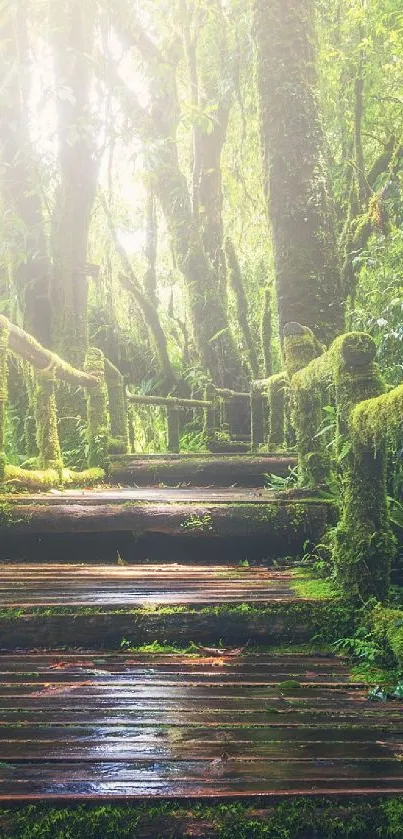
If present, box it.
[0,668,351,683]
[0,563,310,607]
[0,487,317,504]
[1,723,401,745]
[1,712,402,728]
[1,759,403,799]
[1,739,400,761]
[0,652,348,666]
[1,653,401,799]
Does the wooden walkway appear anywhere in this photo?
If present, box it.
[0,652,402,798]
[0,458,399,804]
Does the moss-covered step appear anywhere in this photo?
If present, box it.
[0,595,353,649]
[0,489,333,557]
[0,652,402,799]
[109,453,297,487]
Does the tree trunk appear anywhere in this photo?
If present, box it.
[50,0,98,366]
[198,112,229,300]
[0,3,51,345]
[154,138,246,391]
[254,0,343,345]
[225,237,260,378]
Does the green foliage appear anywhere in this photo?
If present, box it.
[264,466,298,490]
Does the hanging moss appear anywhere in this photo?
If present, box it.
[34,368,63,476]
[0,319,9,480]
[84,347,109,470]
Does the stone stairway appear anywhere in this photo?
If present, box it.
[0,453,403,814]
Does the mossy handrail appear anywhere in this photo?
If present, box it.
[126,389,216,454]
[352,383,403,446]
[127,393,213,409]
[2,316,98,388]
[283,322,394,602]
[126,386,254,454]
[0,316,121,486]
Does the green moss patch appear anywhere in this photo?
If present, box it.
[1,798,403,839]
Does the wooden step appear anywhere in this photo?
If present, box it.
[0,490,332,559]
[0,564,301,608]
[0,652,402,799]
[0,565,346,649]
[109,454,297,487]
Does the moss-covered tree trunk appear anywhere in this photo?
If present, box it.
[50,0,98,367]
[197,111,229,302]
[113,8,247,398]
[254,0,343,345]
[0,4,51,345]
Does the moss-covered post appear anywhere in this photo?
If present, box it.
[267,373,289,449]
[167,407,180,453]
[0,319,9,480]
[284,323,326,486]
[332,334,394,601]
[104,358,129,455]
[204,384,217,447]
[250,381,267,449]
[34,367,63,476]
[84,347,109,470]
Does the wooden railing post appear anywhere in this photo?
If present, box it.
[204,384,217,446]
[167,407,180,453]
[84,348,109,469]
[332,334,392,601]
[0,319,10,480]
[104,358,129,455]
[250,381,267,449]
[268,373,289,449]
[286,325,393,600]
[284,323,327,486]
[34,367,63,476]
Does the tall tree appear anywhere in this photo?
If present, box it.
[254,0,344,345]
[0,1,52,344]
[50,0,99,365]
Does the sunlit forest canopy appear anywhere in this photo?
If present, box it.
[0,0,402,462]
